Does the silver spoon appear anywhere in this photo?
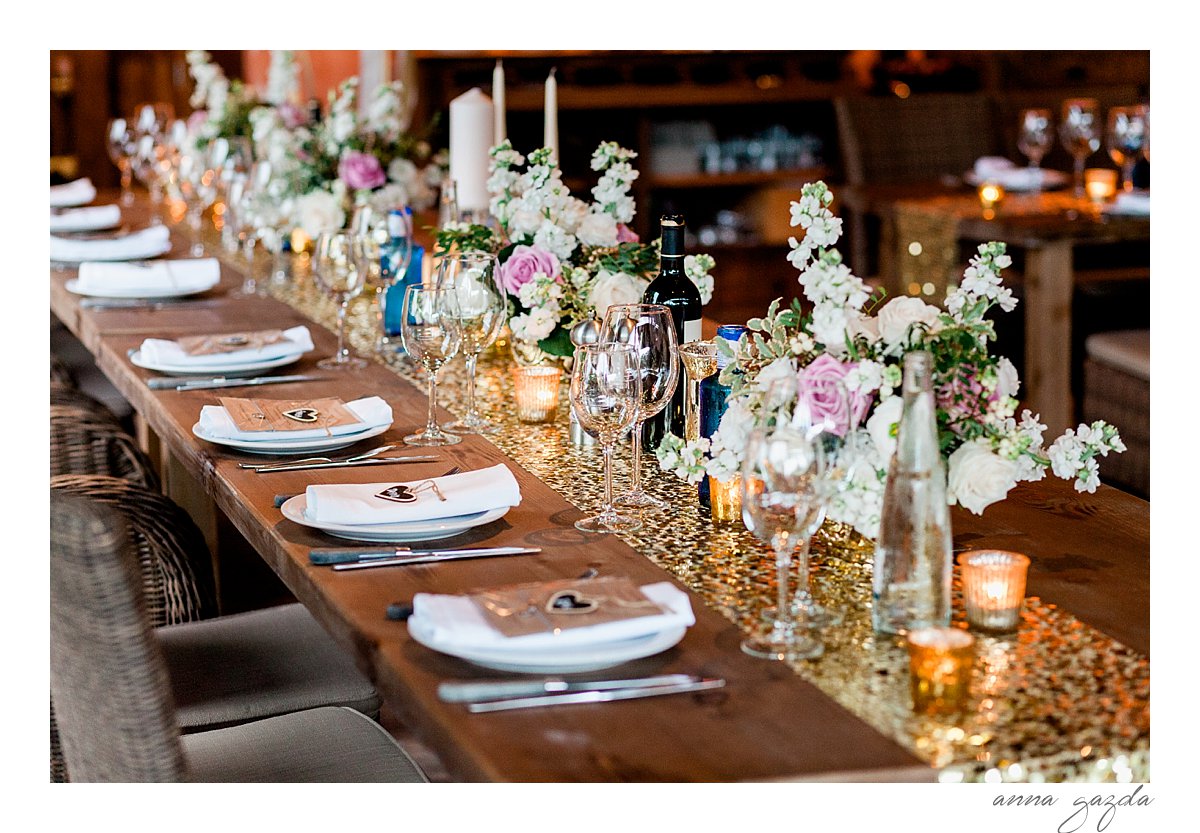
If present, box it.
[238,444,398,470]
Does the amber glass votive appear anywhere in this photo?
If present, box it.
[977,182,1005,210]
[960,549,1030,632]
[1084,168,1118,202]
[708,474,742,525]
[511,365,562,423]
[906,627,975,715]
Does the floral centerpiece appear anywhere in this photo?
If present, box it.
[436,140,716,359]
[656,181,1125,540]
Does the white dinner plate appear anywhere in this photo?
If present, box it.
[130,348,305,377]
[407,616,688,674]
[191,421,391,455]
[65,273,214,300]
[55,237,174,265]
[280,494,510,543]
[963,168,1070,192]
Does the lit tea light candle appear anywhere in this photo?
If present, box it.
[959,549,1030,633]
[708,474,742,526]
[1084,168,1118,202]
[977,182,1005,210]
[511,365,562,423]
[906,626,975,715]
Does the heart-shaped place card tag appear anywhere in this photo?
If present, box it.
[283,407,320,423]
[545,589,599,615]
[375,485,417,504]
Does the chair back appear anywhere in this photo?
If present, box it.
[50,402,159,490]
[50,492,187,782]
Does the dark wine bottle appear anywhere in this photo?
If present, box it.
[642,214,702,450]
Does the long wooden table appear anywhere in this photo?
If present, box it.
[50,195,1150,782]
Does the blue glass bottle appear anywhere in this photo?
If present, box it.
[697,323,748,508]
[382,244,423,355]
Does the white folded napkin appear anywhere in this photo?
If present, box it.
[72,257,220,296]
[50,178,97,208]
[1107,191,1151,216]
[51,225,172,262]
[410,581,695,651]
[305,463,521,526]
[49,205,122,233]
[971,156,1046,190]
[198,396,392,442]
[139,325,314,367]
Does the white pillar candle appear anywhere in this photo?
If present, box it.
[544,68,558,160]
[449,87,494,213]
[493,60,506,147]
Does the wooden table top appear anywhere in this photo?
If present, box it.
[49,195,1150,782]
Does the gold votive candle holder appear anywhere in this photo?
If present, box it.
[511,365,562,423]
[906,626,975,716]
[1084,168,1118,202]
[960,549,1030,633]
[708,474,742,525]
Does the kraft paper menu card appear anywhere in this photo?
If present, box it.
[471,577,669,639]
[219,397,360,434]
[178,329,288,356]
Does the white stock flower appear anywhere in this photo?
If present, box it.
[510,307,558,343]
[294,190,346,238]
[533,221,577,261]
[994,356,1020,400]
[844,359,884,395]
[947,440,1021,515]
[576,211,619,247]
[876,296,942,347]
[865,394,904,464]
[810,304,851,356]
[587,269,648,320]
[753,356,798,396]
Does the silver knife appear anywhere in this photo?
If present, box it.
[255,455,438,473]
[465,678,727,713]
[81,298,217,310]
[147,373,319,390]
[332,546,542,571]
[167,374,320,391]
[439,674,699,703]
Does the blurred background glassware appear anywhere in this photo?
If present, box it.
[679,339,717,443]
[312,231,368,370]
[435,251,506,434]
[599,303,679,510]
[350,204,414,358]
[105,118,137,207]
[569,342,641,533]
[1106,105,1149,193]
[1059,98,1101,197]
[223,170,258,296]
[1016,108,1053,189]
[437,177,459,229]
[175,150,219,257]
[400,285,463,446]
[210,136,254,251]
[131,134,168,225]
[234,160,275,293]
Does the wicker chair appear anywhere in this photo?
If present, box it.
[50,405,160,490]
[50,493,427,783]
[1083,330,1149,498]
[50,353,75,390]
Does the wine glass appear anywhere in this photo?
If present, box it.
[176,150,218,257]
[312,231,368,370]
[131,134,168,225]
[738,419,826,661]
[1106,105,1149,193]
[679,339,718,443]
[1060,98,1101,197]
[400,286,463,446]
[350,204,414,357]
[211,137,254,251]
[569,343,642,533]
[435,252,506,434]
[599,304,679,509]
[1016,108,1053,189]
[437,177,459,229]
[105,118,137,207]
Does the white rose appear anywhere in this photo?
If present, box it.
[508,205,543,239]
[294,190,345,238]
[387,157,418,187]
[576,211,619,247]
[845,311,881,344]
[587,269,648,320]
[947,440,1021,515]
[865,394,904,463]
[994,356,1020,400]
[877,296,942,347]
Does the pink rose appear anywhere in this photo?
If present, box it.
[279,102,308,129]
[796,355,872,436]
[338,151,386,190]
[616,223,640,243]
[498,244,560,296]
[186,110,208,132]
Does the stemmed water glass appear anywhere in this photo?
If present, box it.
[312,231,368,370]
[1060,98,1101,197]
[401,286,463,446]
[569,342,641,533]
[435,252,506,434]
[350,204,414,357]
[599,304,679,509]
[1016,108,1053,189]
[105,118,137,207]
[1106,105,1149,193]
[131,134,168,224]
[176,150,218,257]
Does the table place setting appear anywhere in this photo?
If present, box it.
[1104,190,1151,216]
[65,254,219,301]
[48,204,122,233]
[49,176,97,208]
[132,325,314,377]
[52,224,175,265]
[406,575,697,674]
[193,394,394,454]
[964,156,1069,192]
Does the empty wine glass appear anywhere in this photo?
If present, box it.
[1060,98,1101,197]
[350,204,414,357]
[570,342,641,533]
[176,151,218,257]
[435,252,506,434]
[1106,105,1149,193]
[105,118,137,207]
[1017,108,1053,190]
[312,231,368,370]
[739,418,826,661]
[600,304,679,509]
[131,134,168,224]
[401,286,463,446]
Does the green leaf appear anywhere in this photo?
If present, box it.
[537,326,575,358]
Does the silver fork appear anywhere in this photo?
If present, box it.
[238,444,397,470]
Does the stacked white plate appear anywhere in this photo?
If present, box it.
[131,325,314,378]
[192,395,393,455]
